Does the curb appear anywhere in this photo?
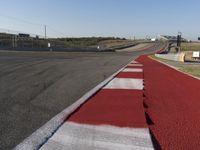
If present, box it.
[13,59,136,150]
[39,60,154,150]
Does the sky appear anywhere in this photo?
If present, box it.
[0,0,199,39]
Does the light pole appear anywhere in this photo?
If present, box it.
[177,32,182,52]
[45,25,47,39]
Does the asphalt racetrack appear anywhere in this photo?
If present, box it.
[0,43,162,149]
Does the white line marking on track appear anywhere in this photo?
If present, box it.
[122,68,143,73]
[127,64,143,67]
[103,78,143,90]
[131,61,138,64]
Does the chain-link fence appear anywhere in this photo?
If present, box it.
[0,34,48,48]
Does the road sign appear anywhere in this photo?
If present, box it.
[48,43,51,48]
[193,51,200,58]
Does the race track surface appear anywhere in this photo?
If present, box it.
[0,43,161,150]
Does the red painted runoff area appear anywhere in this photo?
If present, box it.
[116,72,143,79]
[67,89,147,128]
[137,55,200,149]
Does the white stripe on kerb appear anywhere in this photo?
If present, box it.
[131,61,138,64]
[40,122,154,150]
[127,64,143,67]
[122,68,143,73]
[103,78,143,90]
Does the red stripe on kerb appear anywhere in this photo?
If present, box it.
[116,72,143,79]
[67,89,147,128]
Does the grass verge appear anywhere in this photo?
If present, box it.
[181,42,200,51]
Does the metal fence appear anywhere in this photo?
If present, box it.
[0,28,141,52]
[0,28,49,49]
[0,32,111,52]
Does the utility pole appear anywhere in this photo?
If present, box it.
[12,34,15,48]
[45,25,47,39]
[44,25,48,48]
[177,32,182,52]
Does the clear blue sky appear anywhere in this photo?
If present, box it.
[0,0,199,39]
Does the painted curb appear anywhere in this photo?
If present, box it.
[39,60,154,150]
[13,59,136,150]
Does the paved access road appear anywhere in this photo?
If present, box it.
[0,43,163,149]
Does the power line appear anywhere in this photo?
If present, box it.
[0,14,68,38]
[0,27,45,38]
[0,13,43,27]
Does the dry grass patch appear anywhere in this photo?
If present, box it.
[181,42,200,51]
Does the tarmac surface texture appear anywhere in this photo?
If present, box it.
[0,43,161,150]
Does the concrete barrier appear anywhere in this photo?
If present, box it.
[155,52,185,62]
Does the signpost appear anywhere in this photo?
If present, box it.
[48,43,51,48]
[48,42,52,52]
[193,51,200,60]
